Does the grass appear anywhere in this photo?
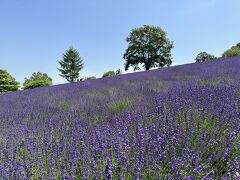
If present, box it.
[107,97,132,114]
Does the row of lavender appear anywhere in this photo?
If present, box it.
[0,57,240,179]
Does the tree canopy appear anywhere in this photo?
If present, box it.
[58,47,84,83]
[0,69,19,93]
[84,76,96,80]
[123,25,173,71]
[222,43,240,58]
[23,72,52,89]
[102,71,116,78]
[195,52,217,63]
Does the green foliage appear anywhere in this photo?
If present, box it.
[86,88,117,97]
[0,69,19,93]
[195,52,217,63]
[222,43,240,57]
[84,76,96,80]
[198,77,236,87]
[86,91,106,97]
[31,163,41,179]
[176,110,233,177]
[151,81,167,92]
[58,47,84,82]
[107,97,132,114]
[102,70,116,78]
[123,25,173,71]
[102,69,122,77]
[23,72,52,89]
[58,100,71,111]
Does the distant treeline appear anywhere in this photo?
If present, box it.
[1,25,240,93]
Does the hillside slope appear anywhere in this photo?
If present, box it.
[0,56,240,179]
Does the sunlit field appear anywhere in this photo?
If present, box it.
[0,57,240,179]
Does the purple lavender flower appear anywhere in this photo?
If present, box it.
[105,157,112,180]
[0,56,240,179]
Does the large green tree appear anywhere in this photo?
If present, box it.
[195,52,217,63]
[58,47,84,82]
[0,69,19,93]
[222,43,240,58]
[123,25,174,71]
[23,72,52,89]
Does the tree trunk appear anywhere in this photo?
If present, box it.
[145,65,150,71]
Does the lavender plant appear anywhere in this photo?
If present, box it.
[0,56,240,179]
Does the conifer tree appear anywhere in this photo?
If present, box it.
[58,47,84,82]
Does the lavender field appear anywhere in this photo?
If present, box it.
[0,57,240,179]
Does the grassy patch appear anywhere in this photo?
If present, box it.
[86,87,118,97]
[86,91,106,97]
[174,73,195,80]
[151,81,167,92]
[108,97,132,114]
[199,77,236,86]
[235,87,240,94]
[58,100,71,111]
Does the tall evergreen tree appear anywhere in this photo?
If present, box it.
[0,69,19,93]
[58,47,84,82]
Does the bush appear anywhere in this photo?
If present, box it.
[102,71,116,78]
[222,43,240,57]
[23,72,52,89]
[84,76,96,80]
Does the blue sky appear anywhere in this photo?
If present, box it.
[0,0,239,85]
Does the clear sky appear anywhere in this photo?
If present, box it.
[0,0,239,85]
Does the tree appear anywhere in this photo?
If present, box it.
[195,52,217,63]
[123,25,173,71]
[222,43,240,58]
[23,72,52,89]
[102,71,116,78]
[84,76,96,80]
[0,69,19,93]
[58,47,84,82]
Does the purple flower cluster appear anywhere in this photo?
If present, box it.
[0,56,240,179]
